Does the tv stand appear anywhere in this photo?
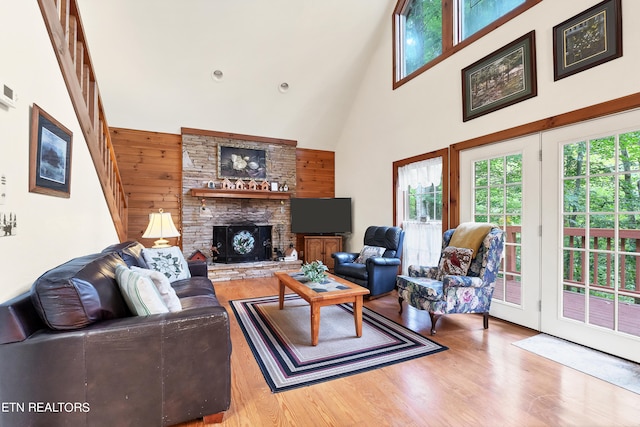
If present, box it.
[303,235,342,272]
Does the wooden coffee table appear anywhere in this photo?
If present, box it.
[274,271,370,346]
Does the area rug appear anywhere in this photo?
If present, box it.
[513,334,640,394]
[230,294,447,392]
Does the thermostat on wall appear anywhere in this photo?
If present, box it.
[0,83,17,108]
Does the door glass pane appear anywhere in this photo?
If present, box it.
[473,153,522,306]
[561,131,640,337]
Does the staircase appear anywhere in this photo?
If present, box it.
[38,0,128,241]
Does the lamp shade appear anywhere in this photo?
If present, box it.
[142,208,180,248]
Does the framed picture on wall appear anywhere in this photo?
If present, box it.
[553,0,622,81]
[462,31,537,122]
[29,104,73,198]
[217,144,267,180]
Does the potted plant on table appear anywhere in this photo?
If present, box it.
[301,260,328,284]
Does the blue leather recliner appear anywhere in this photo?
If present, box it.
[332,226,404,297]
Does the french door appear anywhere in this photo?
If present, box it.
[541,110,640,362]
[459,135,541,330]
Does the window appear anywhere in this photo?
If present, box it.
[393,0,540,87]
[400,0,442,77]
[459,0,526,41]
[408,183,442,222]
[394,154,447,272]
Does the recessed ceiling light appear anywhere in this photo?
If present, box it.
[211,70,224,82]
[278,82,290,93]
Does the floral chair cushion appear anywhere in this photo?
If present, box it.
[396,276,444,303]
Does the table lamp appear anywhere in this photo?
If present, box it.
[142,208,180,248]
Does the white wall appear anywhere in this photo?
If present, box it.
[335,0,640,250]
[0,2,118,301]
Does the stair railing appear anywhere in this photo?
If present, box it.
[38,0,128,241]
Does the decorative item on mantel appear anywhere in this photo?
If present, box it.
[234,179,246,190]
[248,179,258,190]
[260,180,270,191]
[300,260,328,284]
[221,178,233,189]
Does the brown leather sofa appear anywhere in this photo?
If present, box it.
[0,241,231,427]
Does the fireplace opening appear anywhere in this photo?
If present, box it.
[212,225,272,263]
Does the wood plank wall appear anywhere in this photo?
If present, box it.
[294,148,335,253]
[295,148,335,198]
[110,128,335,252]
[110,127,183,247]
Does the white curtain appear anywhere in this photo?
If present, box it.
[396,157,443,274]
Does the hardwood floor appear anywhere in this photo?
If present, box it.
[176,277,640,427]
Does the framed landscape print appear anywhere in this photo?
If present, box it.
[553,0,622,81]
[462,31,537,122]
[29,104,73,198]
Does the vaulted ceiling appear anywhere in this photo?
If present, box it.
[78,0,394,149]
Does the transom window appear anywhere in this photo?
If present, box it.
[393,0,540,88]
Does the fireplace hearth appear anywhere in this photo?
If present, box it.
[213,225,272,263]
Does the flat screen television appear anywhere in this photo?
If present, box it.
[290,197,352,234]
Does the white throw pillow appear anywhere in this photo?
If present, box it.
[142,247,191,283]
[131,266,182,312]
[115,265,169,316]
[355,245,386,264]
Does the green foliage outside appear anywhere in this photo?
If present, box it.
[408,182,442,221]
[404,0,441,76]
[473,134,640,306]
[402,0,525,76]
[460,0,525,40]
[563,131,640,303]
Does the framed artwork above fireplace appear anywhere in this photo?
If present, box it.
[218,144,267,180]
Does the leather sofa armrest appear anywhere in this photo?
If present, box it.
[0,304,232,426]
[84,305,232,423]
[332,252,358,264]
[366,257,401,267]
[188,260,208,277]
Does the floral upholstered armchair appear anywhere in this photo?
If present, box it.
[396,223,504,335]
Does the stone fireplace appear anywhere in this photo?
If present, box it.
[212,224,272,263]
[181,129,296,261]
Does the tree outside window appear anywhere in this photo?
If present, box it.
[394,0,536,86]
[408,182,442,222]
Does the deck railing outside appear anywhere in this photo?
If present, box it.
[502,225,640,298]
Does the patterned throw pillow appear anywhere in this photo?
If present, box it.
[437,246,474,280]
[355,245,386,264]
[115,265,169,316]
[131,266,182,312]
[142,247,191,283]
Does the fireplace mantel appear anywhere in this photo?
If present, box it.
[190,188,291,200]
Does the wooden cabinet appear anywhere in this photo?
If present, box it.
[304,236,342,271]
